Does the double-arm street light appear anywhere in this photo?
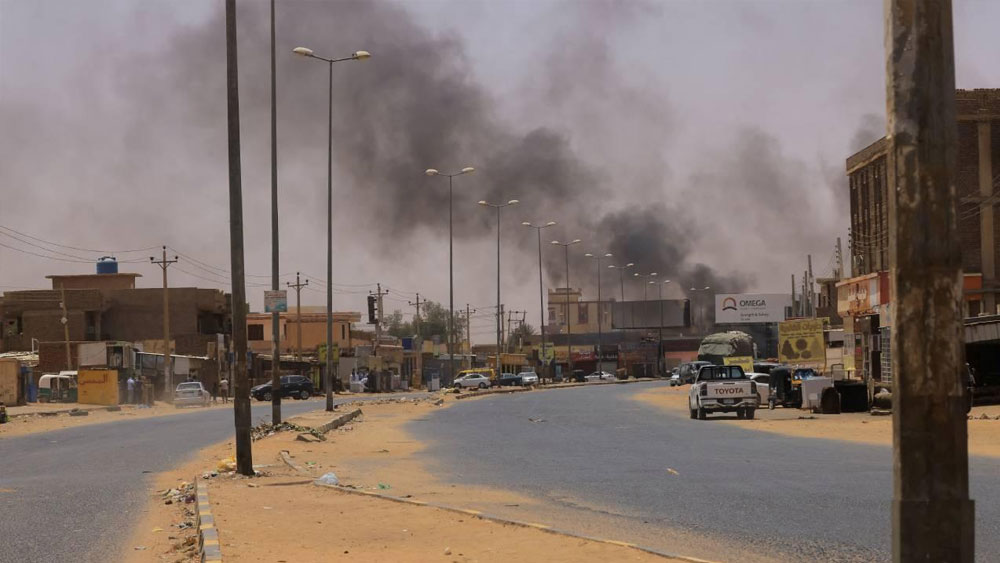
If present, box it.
[651,279,672,376]
[552,238,582,375]
[523,220,557,378]
[292,45,370,411]
[479,198,520,373]
[426,167,475,384]
[585,252,613,374]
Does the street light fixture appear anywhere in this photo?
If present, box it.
[425,166,475,385]
[523,220,557,380]
[608,262,635,332]
[293,45,370,411]
[552,239,582,375]
[585,252,613,374]
[480,198,520,374]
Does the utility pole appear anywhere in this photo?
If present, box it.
[498,304,505,363]
[807,254,815,317]
[225,0,253,476]
[150,247,178,399]
[371,284,388,365]
[791,274,797,318]
[886,1,973,560]
[408,293,423,337]
[268,0,282,426]
[465,304,475,368]
[520,310,527,352]
[286,273,308,361]
[836,237,844,280]
[59,287,71,370]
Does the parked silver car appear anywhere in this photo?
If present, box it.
[174,381,210,408]
[518,371,539,386]
[453,373,491,389]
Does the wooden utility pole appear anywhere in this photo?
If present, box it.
[287,273,308,361]
[885,1,973,560]
[150,246,178,398]
[59,287,71,369]
[225,0,253,476]
[408,293,423,337]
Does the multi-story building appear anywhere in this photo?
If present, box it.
[842,89,1000,384]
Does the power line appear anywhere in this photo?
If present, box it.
[0,224,159,255]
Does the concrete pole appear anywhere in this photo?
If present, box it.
[791,274,797,317]
[466,304,474,369]
[225,0,253,476]
[150,247,177,399]
[269,0,282,426]
[885,1,974,560]
[59,287,71,370]
[287,273,308,362]
[325,58,334,410]
[807,254,814,317]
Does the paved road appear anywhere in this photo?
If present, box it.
[0,395,425,563]
[410,383,1000,562]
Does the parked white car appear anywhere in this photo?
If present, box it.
[688,365,759,420]
[518,371,539,386]
[586,371,616,382]
[174,381,211,408]
[453,373,491,389]
[747,373,771,405]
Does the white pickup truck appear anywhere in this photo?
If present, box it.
[688,365,759,420]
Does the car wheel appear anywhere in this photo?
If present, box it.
[736,408,745,419]
[689,408,697,419]
[263,391,272,402]
[697,406,706,420]
[479,383,487,389]
[746,408,756,420]
[300,390,310,400]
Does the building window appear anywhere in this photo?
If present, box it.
[578,303,589,324]
[341,324,346,340]
[248,324,264,341]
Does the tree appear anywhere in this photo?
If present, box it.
[383,310,413,338]
[513,322,536,338]
[380,300,465,342]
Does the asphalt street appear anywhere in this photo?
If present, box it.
[410,383,1000,563]
[0,395,425,563]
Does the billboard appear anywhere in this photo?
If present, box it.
[264,290,288,313]
[778,318,826,369]
[715,293,790,324]
[611,300,689,330]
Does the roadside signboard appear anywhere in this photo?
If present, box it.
[778,318,826,368]
[264,290,288,313]
[715,293,790,324]
[723,356,754,374]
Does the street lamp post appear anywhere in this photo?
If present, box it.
[633,272,657,376]
[292,46,370,411]
[426,167,475,385]
[479,198,520,375]
[608,262,634,331]
[651,279,671,376]
[586,252,613,374]
[523,221,557,380]
[552,239,582,376]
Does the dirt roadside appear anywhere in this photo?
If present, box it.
[124,396,689,563]
[634,385,1000,458]
[0,399,266,439]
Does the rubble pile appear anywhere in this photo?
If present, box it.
[251,421,326,442]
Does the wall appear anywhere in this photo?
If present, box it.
[49,274,139,291]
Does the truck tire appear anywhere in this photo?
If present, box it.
[736,408,745,419]
[697,406,706,420]
[746,408,756,420]
[689,408,697,419]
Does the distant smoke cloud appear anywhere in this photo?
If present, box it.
[850,112,886,152]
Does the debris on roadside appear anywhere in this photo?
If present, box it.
[251,421,327,442]
[314,472,339,486]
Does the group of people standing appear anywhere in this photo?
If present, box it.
[124,375,153,406]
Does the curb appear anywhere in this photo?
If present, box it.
[314,483,718,563]
[311,408,363,433]
[453,378,665,400]
[195,480,222,562]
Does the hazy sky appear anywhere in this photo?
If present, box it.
[2,0,998,342]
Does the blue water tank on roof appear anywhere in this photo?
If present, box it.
[97,256,118,274]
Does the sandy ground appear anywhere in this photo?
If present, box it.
[0,400,239,439]
[124,396,683,563]
[634,386,1000,458]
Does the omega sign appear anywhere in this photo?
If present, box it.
[715,293,791,324]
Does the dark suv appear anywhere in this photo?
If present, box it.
[251,375,315,401]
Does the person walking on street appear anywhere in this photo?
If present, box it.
[219,378,229,403]
[211,381,218,404]
[126,376,136,405]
